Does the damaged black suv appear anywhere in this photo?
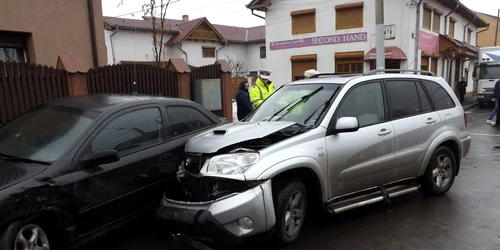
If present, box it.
[0,95,223,250]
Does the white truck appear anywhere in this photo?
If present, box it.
[477,46,500,108]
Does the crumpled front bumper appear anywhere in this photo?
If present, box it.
[156,179,276,248]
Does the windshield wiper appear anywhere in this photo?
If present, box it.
[267,86,324,122]
[303,86,340,127]
[0,153,51,165]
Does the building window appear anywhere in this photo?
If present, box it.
[335,51,364,73]
[423,4,442,33]
[432,10,442,33]
[0,31,28,63]
[467,28,473,44]
[431,58,438,75]
[449,17,456,38]
[291,9,316,35]
[336,2,364,30]
[290,54,317,81]
[260,46,266,59]
[421,56,429,71]
[423,7,432,30]
[202,46,215,58]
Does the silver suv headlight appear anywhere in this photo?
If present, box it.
[206,153,260,175]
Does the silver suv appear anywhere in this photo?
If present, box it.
[157,69,471,248]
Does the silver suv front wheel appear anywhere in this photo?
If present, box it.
[272,179,308,245]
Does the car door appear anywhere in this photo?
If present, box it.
[326,81,396,198]
[384,79,442,178]
[72,105,178,235]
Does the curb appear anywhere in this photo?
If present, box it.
[463,102,478,111]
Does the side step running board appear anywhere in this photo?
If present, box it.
[327,184,420,214]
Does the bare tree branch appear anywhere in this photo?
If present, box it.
[225,54,248,77]
[143,0,172,67]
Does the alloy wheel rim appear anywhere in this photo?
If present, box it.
[284,190,305,237]
[15,224,50,250]
[433,154,453,188]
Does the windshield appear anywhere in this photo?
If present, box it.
[479,64,500,79]
[0,105,100,163]
[246,84,341,127]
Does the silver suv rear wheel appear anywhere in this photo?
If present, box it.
[420,146,457,196]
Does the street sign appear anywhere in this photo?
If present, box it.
[384,25,395,40]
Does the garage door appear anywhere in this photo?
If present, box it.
[291,54,317,81]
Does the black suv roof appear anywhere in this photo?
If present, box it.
[46,94,192,112]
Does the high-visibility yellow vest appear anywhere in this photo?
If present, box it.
[250,78,275,108]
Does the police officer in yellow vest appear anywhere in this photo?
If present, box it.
[250,69,275,109]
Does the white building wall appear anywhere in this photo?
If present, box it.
[265,0,416,87]
[419,0,479,93]
[104,29,173,65]
[104,28,265,73]
[263,0,480,88]
[245,42,267,74]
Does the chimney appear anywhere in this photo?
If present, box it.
[182,15,189,22]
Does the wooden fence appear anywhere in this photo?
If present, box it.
[0,61,68,124]
[87,64,178,96]
[231,77,247,99]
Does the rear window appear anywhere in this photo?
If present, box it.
[421,80,455,110]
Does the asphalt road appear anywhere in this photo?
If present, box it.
[82,106,500,250]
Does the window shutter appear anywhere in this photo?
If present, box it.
[335,3,364,30]
[432,12,441,33]
[423,9,432,30]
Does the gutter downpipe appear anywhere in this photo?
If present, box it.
[476,23,490,46]
[251,9,266,19]
[414,0,424,70]
[110,26,119,64]
[87,0,99,67]
[216,41,229,61]
[175,43,188,64]
[444,4,459,36]
[442,5,459,79]
[463,14,477,43]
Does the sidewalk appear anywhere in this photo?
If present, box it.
[462,95,478,111]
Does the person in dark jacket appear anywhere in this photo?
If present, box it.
[236,79,253,121]
[493,79,500,127]
[457,77,467,104]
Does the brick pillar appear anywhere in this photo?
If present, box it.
[217,60,233,123]
[167,58,191,100]
[56,55,89,96]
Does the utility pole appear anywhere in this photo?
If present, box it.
[376,0,385,69]
[495,9,499,46]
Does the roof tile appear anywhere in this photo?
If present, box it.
[104,16,265,43]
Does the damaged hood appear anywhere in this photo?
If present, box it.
[0,161,48,191]
[186,121,298,153]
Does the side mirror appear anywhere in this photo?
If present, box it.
[334,117,359,133]
[85,150,119,166]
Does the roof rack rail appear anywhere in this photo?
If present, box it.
[363,69,436,76]
[308,73,361,78]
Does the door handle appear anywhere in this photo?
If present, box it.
[426,118,437,124]
[378,129,391,136]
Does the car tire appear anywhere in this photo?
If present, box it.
[0,219,58,250]
[272,179,307,246]
[479,102,484,108]
[420,146,457,196]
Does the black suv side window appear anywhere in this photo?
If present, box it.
[92,108,164,156]
[166,106,214,137]
[422,80,455,110]
[337,82,385,128]
[385,80,421,119]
